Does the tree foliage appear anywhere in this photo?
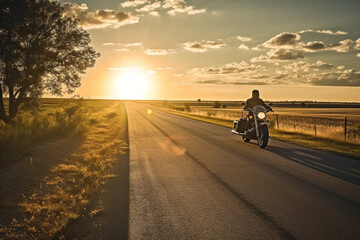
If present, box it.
[213,101,221,108]
[0,0,100,123]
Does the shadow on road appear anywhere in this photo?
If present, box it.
[266,145,360,186]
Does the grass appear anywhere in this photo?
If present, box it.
[0,100,128,239]
[269,129,360,159]
[0,98,90,167]
[147,100,360,144]
[150,105,360,160]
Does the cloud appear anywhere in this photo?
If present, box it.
[195,79,267,85]
[301,39,356,53]
[238,44,250,50]
[196,79,222,84]
[192,61,262,74]
[156,67,172,70]
[284,60,335,72]
[103,42,143,47]
[102,42,143,51]
[183,40,226,52]
[108,67,132,70]
[125,42,142,47]
[62,3,139,29]
[136,1,161,12]
[251,49,304,62]
[302,41,327,52]
[298,29,348,35]
[228,81,268,85]
[149,11,160,16]
[260,31,359,54]
[144,49,176,55]
[252,74,270,79]
[284,61,309,71]
[355,38,360,50]
[310,69,360,86]
[173,73,184,77]
[162,0,185,8]
[329,39,354,52]
[115,48,131,52]
[236,36,252,42]
[309,61,336,70]
[120,0,148,8]
[163,0,206,15]
[262,32,301,48]
[167,5,206,15]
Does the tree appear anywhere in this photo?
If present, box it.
[213,101,221,108]
[0,0,99,123]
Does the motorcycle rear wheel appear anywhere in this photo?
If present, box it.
[257,125,269,148]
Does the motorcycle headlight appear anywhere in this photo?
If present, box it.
[257,112,266,119]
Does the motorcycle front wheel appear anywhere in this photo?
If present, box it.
[257,125,269,149]
[242,135,250,142]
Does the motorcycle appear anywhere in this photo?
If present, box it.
[231,105,272,149]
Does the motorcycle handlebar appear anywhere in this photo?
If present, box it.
[243,107,274,112]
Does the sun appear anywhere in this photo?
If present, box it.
[113,68,150,99]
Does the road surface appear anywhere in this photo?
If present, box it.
[126,102,360,240]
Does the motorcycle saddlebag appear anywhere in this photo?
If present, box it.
[236,118,247,133]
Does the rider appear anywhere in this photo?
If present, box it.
[243,90,272,134]
[245,89,271,110]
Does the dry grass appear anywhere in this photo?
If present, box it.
[147,101,360,145]
[269,129,360,159]
[0,100,128,239]
[0,98,90,167]
[266,113,360,144]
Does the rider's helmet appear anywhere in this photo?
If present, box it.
[252,89,259,99]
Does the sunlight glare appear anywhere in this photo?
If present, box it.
[114,68,150,99]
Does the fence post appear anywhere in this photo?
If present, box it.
[314,125,317,137]
[276,114,279,130]
[344,117,347,141]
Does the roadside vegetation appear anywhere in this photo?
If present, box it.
[0,99,128,239]
[0,98,87,167]
[144,100,360,159]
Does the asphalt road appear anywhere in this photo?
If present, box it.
[126,102,360,240]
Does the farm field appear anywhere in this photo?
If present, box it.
[144,100,360,144]
[191,106,360,119]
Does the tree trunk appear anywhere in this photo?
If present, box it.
[0,84,9,124]
[8,84,15,121]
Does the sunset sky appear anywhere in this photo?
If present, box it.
[59,0,360,101]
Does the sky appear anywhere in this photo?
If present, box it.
[59,0,360,101]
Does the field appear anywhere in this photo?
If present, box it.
[143,100,360,145]
[0,99,128,239]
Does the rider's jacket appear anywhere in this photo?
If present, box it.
[245,97,269,109]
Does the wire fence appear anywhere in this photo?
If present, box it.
[189,109,360,144]
[268,114,360,143]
